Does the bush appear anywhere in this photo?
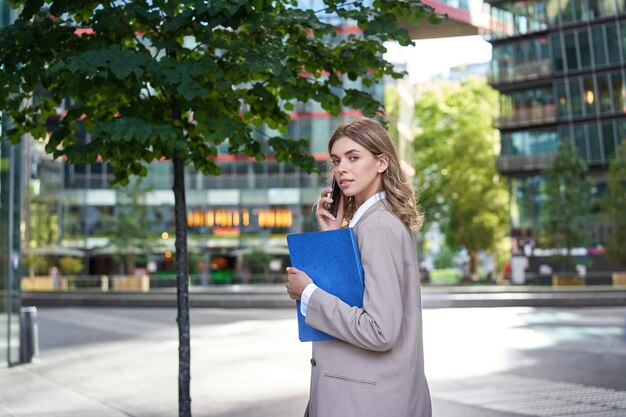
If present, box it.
[59,257,84,275]
[243,248,272,275]
[430,268,463,285]
[22,254,51,276]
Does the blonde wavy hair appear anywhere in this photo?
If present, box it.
[327,118,423,231]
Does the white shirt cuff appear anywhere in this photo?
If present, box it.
[300,283,319,317]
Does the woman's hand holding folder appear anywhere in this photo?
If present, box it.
[285,266,312,300]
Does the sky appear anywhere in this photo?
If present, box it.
[384,35,492,83]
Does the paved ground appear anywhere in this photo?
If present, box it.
[1,306,626,416]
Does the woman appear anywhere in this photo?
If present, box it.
[285,118,431,417]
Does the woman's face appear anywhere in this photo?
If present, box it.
[330,136,387,206]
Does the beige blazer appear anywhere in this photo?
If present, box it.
[305,201,431,417]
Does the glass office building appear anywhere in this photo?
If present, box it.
[486,0,626,273]
[57,110,380,282]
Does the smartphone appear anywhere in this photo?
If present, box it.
[326,177,342,217]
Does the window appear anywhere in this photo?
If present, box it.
[510,176,543,229]
[593,27,608,66]
[146,162,172,190]
[570,79,583,116]
[602,122,617,159]
[573,0,585,21]
[252,161,267,175]
[556,81,569,118]
[551,34,565,72]
[493,44,513,82]
[565,32,579,70]
[531,131,558,154]
[606,24,620,64]
[64,206,84,238]
[588,0,601,18]
[582,77,596,115]
[267,162,280,176]
[85,205,113,235]
[514,40,528,62]
[561,0,575,23]
[558,125,572,146]
[599,0,619,16]
[597,75,612,113]
[514,3,529,35]
[74,164,86,174]
[588,123,602,162]
[578,30,592,68]
[546,0,560,25]
[621,22,626,63]
[530,1,548,31]
[574,124,588,161]
[502,134,514,155]
[536,37,550,61]
[611,72,624,113]
[512,132,525,155]
[491,7,515,38]
[310,118,331,154]
[290,118,310,143]
[619,121,626,147]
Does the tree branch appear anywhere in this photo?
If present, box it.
[314,1,362,14]
[118,0,163,59]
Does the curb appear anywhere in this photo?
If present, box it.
[22,286,626,309]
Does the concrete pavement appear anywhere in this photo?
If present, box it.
[1,306,626,417]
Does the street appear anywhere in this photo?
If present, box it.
[2,306,625,417]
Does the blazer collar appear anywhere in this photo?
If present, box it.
[352,199,387,227]
[349,192,386,228]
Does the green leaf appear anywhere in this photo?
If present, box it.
[1,0,440,182]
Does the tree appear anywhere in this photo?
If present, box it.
[99,178,159,275]
[433,243,460,269]
[602,140,626,266]
[540,140,590,273]
[0,2,441,415]
[242,246,273,281]
[411,77,508,280]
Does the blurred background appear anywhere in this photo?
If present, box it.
[3,0,625,295]
[1,0,625,415]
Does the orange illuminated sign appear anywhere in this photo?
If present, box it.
[187,208,293,229]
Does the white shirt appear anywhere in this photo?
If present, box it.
[300,192,386,316]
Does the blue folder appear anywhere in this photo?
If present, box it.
[287,228,365,342]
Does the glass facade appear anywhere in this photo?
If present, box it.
[0,0,20,369]
[488,0,626,255]
[490,0,626,39]
[54,108,372,280]
[0,140,22,368]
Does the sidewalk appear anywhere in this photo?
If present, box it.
[0,367,130,417]
[22,284,626,309]
[2,306,625,417]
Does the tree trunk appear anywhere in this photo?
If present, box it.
[468,249,479,282]
[173,155,192,417]
[565,232,575,273]
[126,254,135,275]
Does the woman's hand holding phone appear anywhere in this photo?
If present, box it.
[316,179,343,231]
